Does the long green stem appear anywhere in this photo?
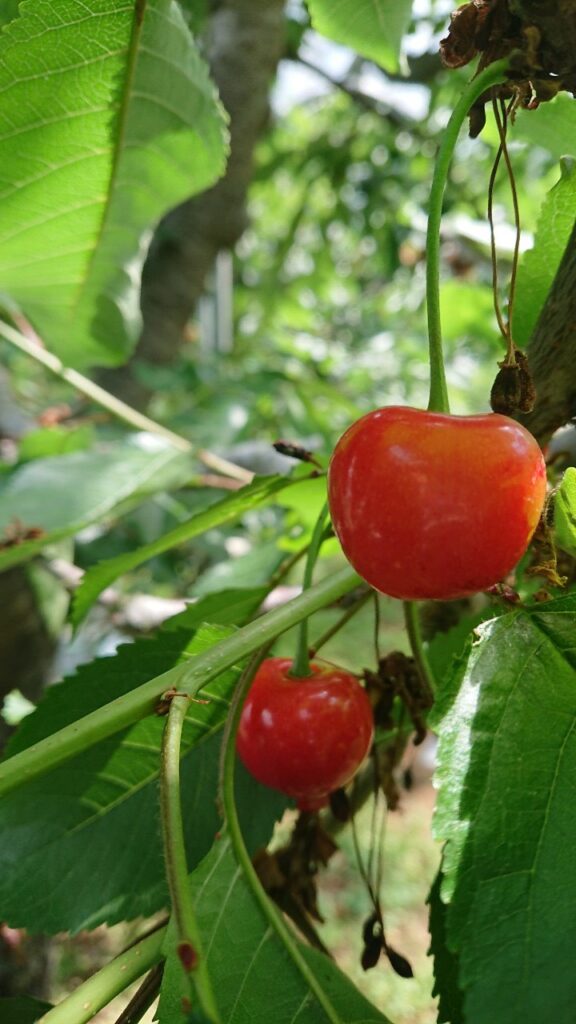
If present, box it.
[291,503,330,676]
[219,656,344,1024]
[403,601,436,705]
[37,925,167,1024]
[0,566,360,799]
[0,318,251,483]
[161,695,221,1022]
[426,58,510,413]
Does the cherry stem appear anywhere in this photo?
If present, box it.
[403,601,435,705]
[426,57,510,414]
[160,693,222,1023]
[492,95,521,361]
[290,502,330,677]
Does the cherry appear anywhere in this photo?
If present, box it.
[327,406,547,601]
[236,657,374,811]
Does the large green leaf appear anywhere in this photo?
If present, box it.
[157,836,392,1024]
[0,0,227,368]
[0,593,285,933]
[514,161,576,347]
[307,0,414,73]
[72,473,302,627]
[432,595,576,1024]
[0,438,194,571]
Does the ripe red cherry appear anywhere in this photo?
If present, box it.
[236,657,374,811]
[328,406,547,601]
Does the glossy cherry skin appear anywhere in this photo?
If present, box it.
[236,657,374,811]
[328,406,547,601]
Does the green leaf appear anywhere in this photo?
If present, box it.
[427,872,464,1024]
[0,998,52,1023]
[554,467,576,557]
[0,0,227,368]
[0,1,22,31]
[0,594,284,933]
[193,540,285,597]
[307,0,414,73]
[72,473,302,627]
[514,161,576,347]
[426,608,494,695]
[157,836,392,1024]
[514,94,576,161]
[439,282,496,347]
[17,424,94,462]
[0,439,194,571]
[433,595,576,1024]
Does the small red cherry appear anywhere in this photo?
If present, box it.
[236,657,374,811]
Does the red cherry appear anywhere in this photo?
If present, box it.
[236,657,374,811]
[328,406,547,601]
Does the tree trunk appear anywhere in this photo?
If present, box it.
[100,0,287,407]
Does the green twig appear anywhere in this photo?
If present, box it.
[426,58,510,414]
[0,566,360,799]
[403,601,436,705]
[161,694,221,1021]
[0,318,251,483]
[290,503,330,676]
[308,586,372,658]
[37,924,167,1024]
[219,656,344,1024]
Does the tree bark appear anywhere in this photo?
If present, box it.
[100,0,287,407]
[520,220,576,445]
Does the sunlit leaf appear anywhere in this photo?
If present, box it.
[307,0,414,72]
[514,161,576,347]
[0,0,227,367]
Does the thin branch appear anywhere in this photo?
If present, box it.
[403,601,435,705]
[293,55,403,124]
[0,318,252,483]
